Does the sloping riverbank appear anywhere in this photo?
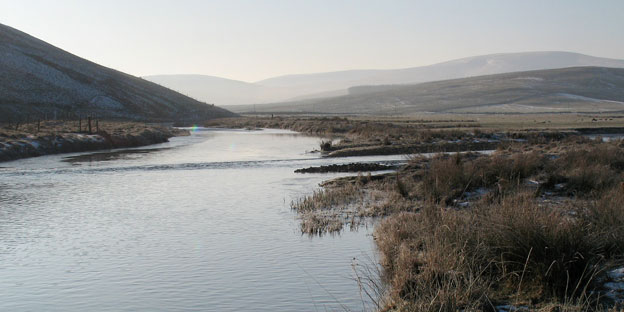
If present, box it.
[0,121,188,162]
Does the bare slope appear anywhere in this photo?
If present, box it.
[0,23,236,122]
[234,67,624,114]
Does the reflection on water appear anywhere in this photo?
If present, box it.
[0,128,392,312]
[62,147,172,163]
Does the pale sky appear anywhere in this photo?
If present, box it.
[1,0,623,82]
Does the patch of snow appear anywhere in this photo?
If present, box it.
[556,93,624,104]
[557,93,603,102]
[497,304,530,312]
[604,268,624,304]
[512,104,561,111]
[610,268,624,280]
[513,77,544,81]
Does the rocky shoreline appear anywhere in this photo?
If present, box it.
[0,122,188,162]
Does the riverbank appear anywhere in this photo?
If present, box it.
[291,133,624,310]
[210,115,624,309]
[204,115,624,158]
[0,121,188,162]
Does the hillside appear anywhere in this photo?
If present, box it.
[257,51,624,90]
[0,23,236,122]
[231,67,624,115]
[146,51,624,106]
[144,74,289,106]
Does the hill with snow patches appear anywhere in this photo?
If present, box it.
[230,67,624,115]
[146,51,624,106]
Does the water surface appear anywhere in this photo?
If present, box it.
[0,128,401,311]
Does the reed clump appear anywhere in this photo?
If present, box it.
[418,151,546,204]
[375,189,624,311]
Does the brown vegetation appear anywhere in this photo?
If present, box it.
[0,120,187,162]
[206,115,624,158]
[291,135,624,310]
[376,189,624,311]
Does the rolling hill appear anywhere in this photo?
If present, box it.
[230,67,624,115]
[0,23,236,122]
[146,52,624,106]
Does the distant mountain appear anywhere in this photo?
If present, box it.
[144,74,286,106]
[147,51,624,106]
[0,23,236,122]
[230,67,624,115]
[257,52,624,91]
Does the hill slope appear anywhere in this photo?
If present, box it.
[257,52,624,90]
[257,52,624,94]
[146,52,624,106]
[233,67,624,115]
[0,23,236,122]
[145,74,288,106]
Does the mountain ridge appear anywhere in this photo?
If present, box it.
[228,66,624,115]
[145,51,624,106]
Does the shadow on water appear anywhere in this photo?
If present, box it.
[62,147,171,164]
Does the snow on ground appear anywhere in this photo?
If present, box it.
[513,76,544,81]
[557,93,606,102]
[604,268,624,304]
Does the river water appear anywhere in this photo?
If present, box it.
[0,128,405,312]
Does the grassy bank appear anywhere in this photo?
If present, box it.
[0,120,188,162]
[206,114,624,158]
[289,129,624,310]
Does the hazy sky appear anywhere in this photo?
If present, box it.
[1,0,623,82]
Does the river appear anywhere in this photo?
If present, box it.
[0,128,407,312]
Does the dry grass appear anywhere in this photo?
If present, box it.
[291,181,366,235]
[0,120,186,139]
[0,120,187,162]
[418,151,546,204]
[375,189,624,311]
[291,175,419,235]
[290,136,624,309]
